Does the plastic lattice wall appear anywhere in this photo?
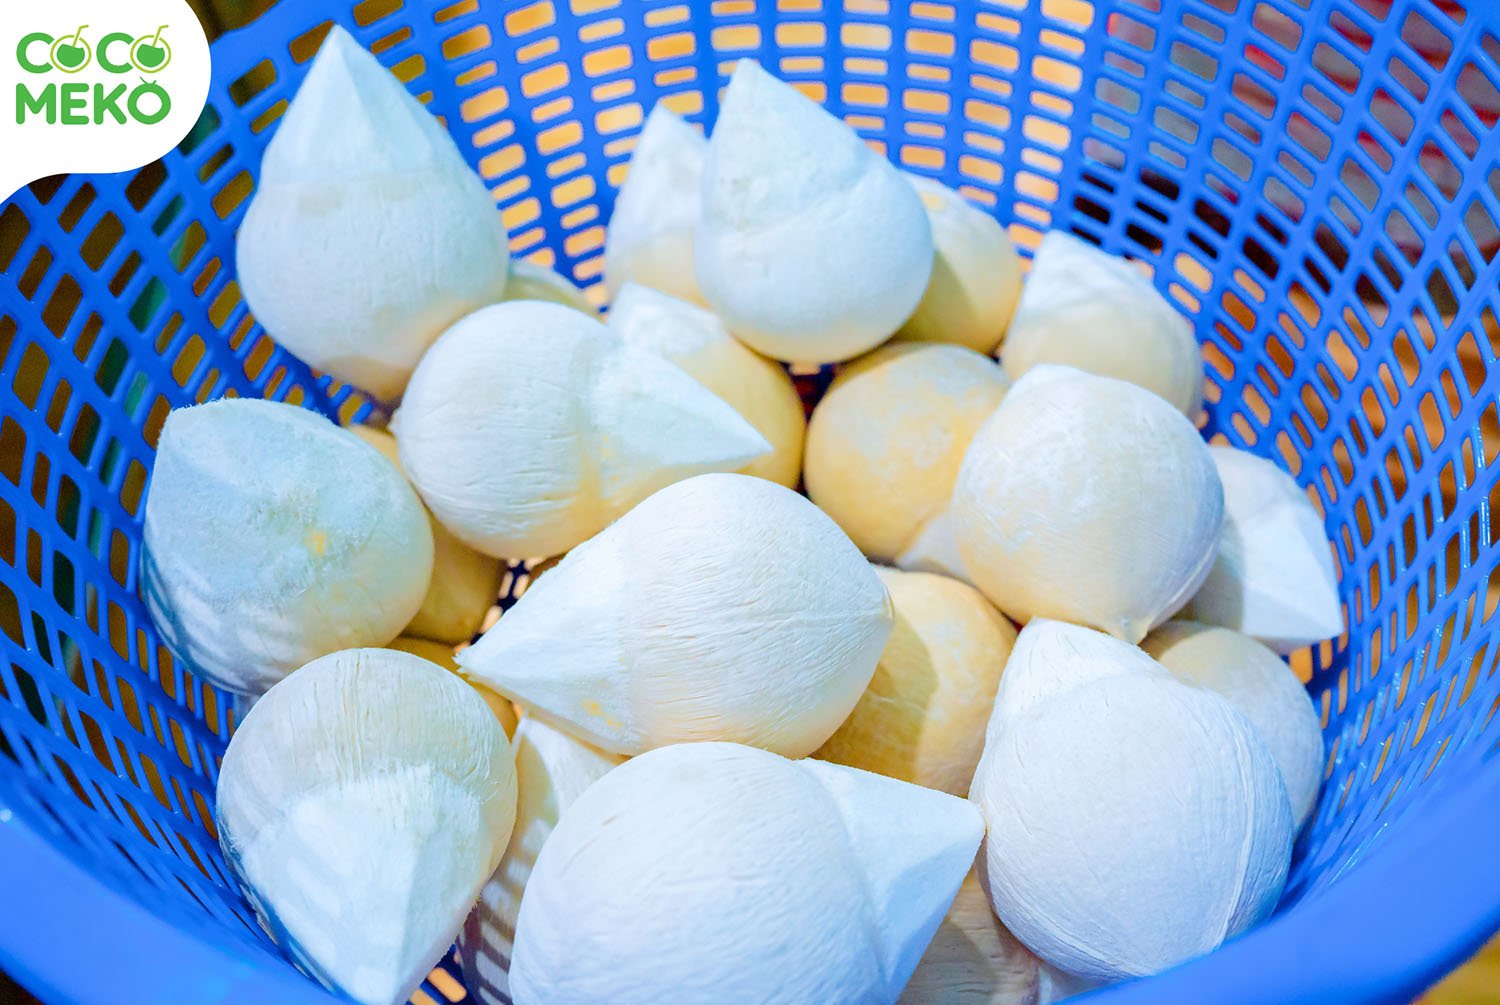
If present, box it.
[1,0,1499,1002]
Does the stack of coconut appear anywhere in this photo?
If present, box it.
[141,27,1344,1005]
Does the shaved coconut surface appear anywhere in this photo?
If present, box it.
[816,569,1016,796]
[459,473,893,756]
[901,871,1092,1005]
[1144,620,1325,827]
[508,742,982,1004]
[971,620,1292,984]
[351,425,504,645]
[953,365,1223,643]
[386,636,517,736]
[604,103,707,304]
[610,282,806,487]
[502,259,596,314]
[460,717,624,1005]
[1184,445,1344,652]
[1002,231,1202,417]
[236,27,509,401]
[142,399,433,695]
[896,174,1023,355]
[395,301,770,560]
[805,343,1006,575]
[217,648,517,1005]
[696,61,933,363]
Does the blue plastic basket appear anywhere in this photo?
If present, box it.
[2,0,1500,1001]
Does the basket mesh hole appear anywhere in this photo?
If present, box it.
[289,21,336,63]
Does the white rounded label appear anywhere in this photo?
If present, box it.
[0,0,211,200]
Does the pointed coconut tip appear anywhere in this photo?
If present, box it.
[609,282,806,488]
[264,23,454,184]
[593,341,774,500]
[242,770,497,1005]
[218,648,517,1005]
[455,527,638,753]
[707,59,867,221]
[603,103,706,302]
[609,280,719,345]
[461,474,890,757]
[799,758,983,994]
[1006,233,1201,417]
[989,619,1168,737]
[892,504,970,582]
[607,283,731,391]
[640,100,704,151]
[1193,445,1343,652]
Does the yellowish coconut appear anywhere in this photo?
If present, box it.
[816,569,1016,797]
[1001,231,1202,417]
[896,175,1023,356]
[804,343,1007,579]
[502,260,595,314]
[351,425,505,645]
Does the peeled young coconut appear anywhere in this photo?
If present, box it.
[696,60,933,364]
[953,365,1223,643]
[508,741,983,1005]
[460,716,624,1005]
[386,636,518,737]
[609,281,806,487]
[394,301,771,560]
[236,27,509,401]
[970,619,1292,984]
[502,260,595,314]
[901,871,1090,1005]
[805,343,1007,579]
[1143,621,1324,827]
[142,399,433,696]
[351,425,504,645]
[896,175,1023,355]
[1183,445,1344,652]
[816,569,1016,797]
[604,103,706,304]
[217,648,517,1005]
[1001,231,1202,416]
[459,473,893,757]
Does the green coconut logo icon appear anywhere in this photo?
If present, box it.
[49,25,92,73]
[130,25,171,72]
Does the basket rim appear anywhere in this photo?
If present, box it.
[0,803,335,1004]
[1077,763,1500,1003]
